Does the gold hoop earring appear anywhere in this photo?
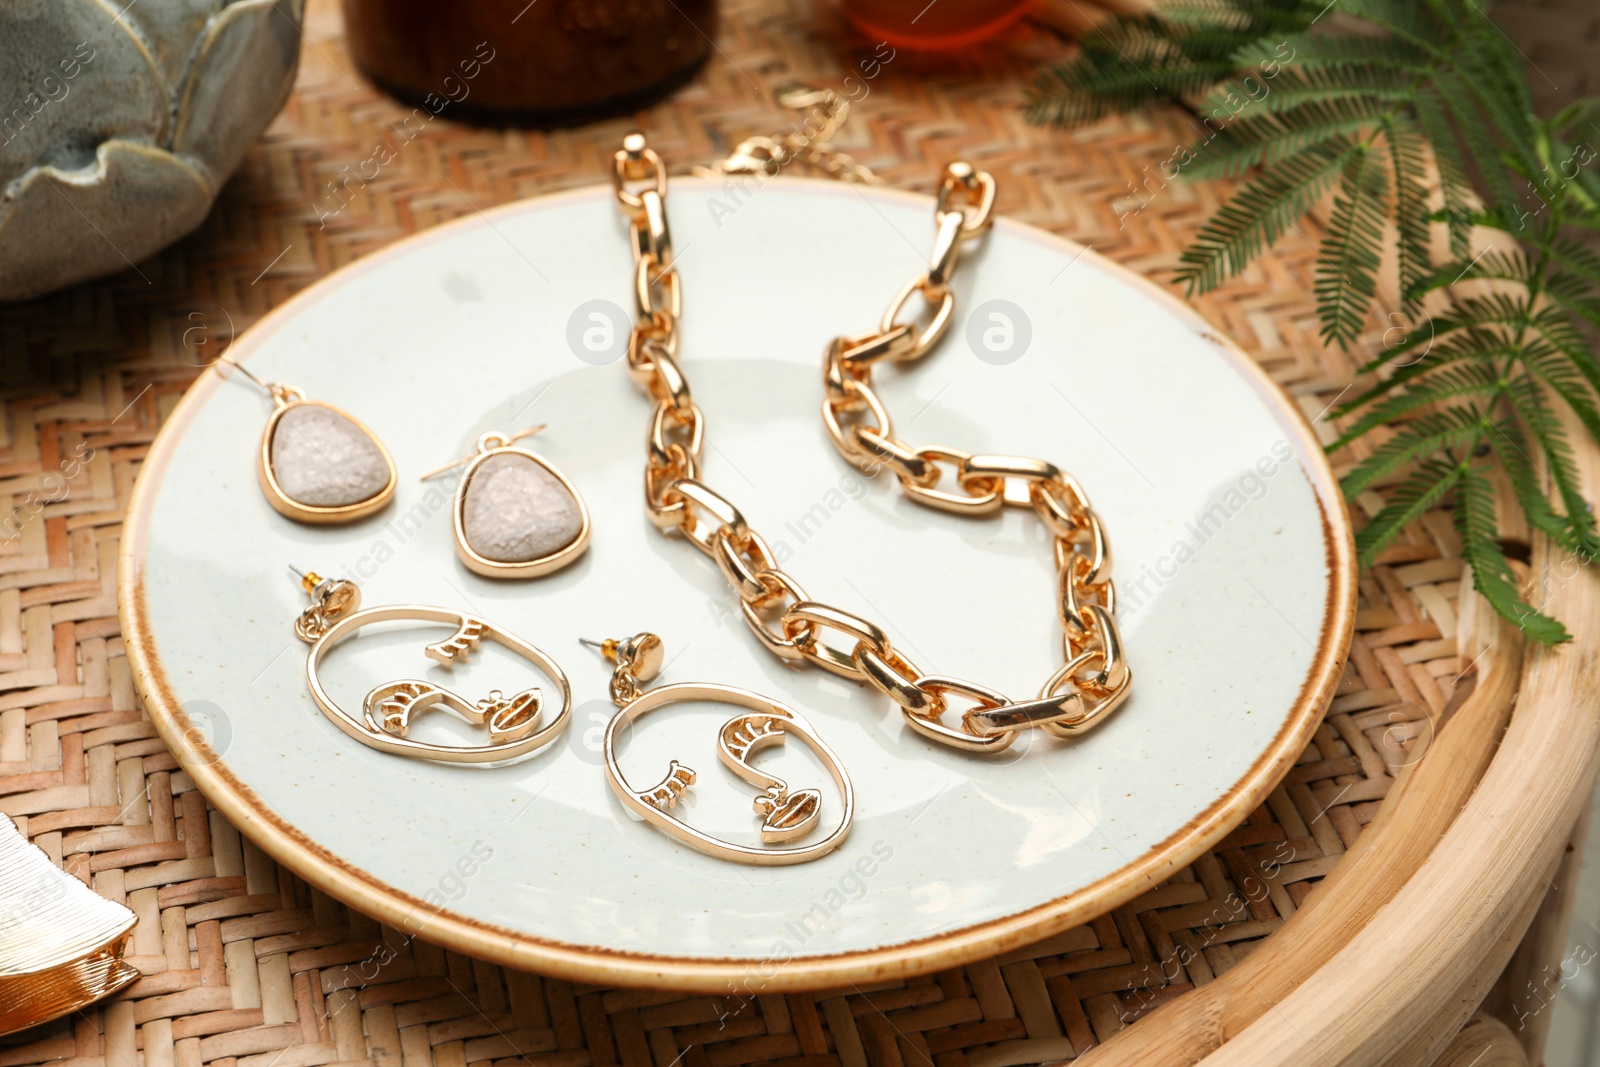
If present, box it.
[421,427,590,579]
[291,568,571,763]
[586,633,854,866]
[213,357,397,524]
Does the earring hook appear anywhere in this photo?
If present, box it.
[418,425,548,481]
[213,355,306,407]
[212,354,272,396]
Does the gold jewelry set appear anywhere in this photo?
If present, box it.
[215,134,1132,867]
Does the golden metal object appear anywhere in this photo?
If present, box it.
[895,446,1004,517]
[588,635,854,866]
[292,574,571,763]
[215,358,398,525]
[581,632,664,705]
[0,814,139,1037]
[898,676,1018,754]
[420,427,591,580]
[695,84,884,186]
[879,275,956,360]
[934,160,996,236]
[609,133,1132,755]
[258,386,397,524]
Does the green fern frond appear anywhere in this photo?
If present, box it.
[1452,9,1542,181]
[1420,293,1534,341]
[1411,84,1480,258]
[1327,363,1499,452]
[1183,96,1397,179]
[1528,305,1600,386]
[1547,97,1600,140]
[1501,376,1600,555]
[1340,0,1448,48]
[1206,65,1416,116]
[1453,464,1570,644]
[1316,148,1391,345]
[1175,138,1359,292]
[1430,69,1520,217]
[1547,237,1600,287]
[1385,114,1432,311]
[1024,0,1597,643]
[1545,271,1600,330]
[1337,336,1516,412]
[1405,250,1531,300]
[1484,418,1574,548]
[1026,52,1207,126]
[1340,294,1531,371]
[1519,313,1600,429]
[1519,345,1600,441]
[1025,0,1331,126]
[1354,457,1465,564]
[1341,406,1486,496]
[1231,32,1425,72]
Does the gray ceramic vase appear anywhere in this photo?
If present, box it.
[0,0,304,301]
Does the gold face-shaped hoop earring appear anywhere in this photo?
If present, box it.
[290,569,571,763]
[422,427,590,579]
[215,357,397,524]
[586,633,854,866]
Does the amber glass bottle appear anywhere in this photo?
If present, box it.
[341,0,716,126]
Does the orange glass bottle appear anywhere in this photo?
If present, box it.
[840,0,1038,51]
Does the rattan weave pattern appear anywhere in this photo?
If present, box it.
[0,0,1476,1064]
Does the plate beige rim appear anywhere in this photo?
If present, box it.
[117,178,1357,992]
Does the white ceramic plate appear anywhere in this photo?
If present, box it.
[121,178,1354,991]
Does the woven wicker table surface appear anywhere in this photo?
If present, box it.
[0,0,1471,1064]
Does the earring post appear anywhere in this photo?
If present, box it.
[579,636,620,661]
[288,565,324,594]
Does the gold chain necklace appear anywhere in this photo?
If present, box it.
[607,131,1131,755]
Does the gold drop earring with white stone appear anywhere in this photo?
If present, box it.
[215,357,397,524]
[421,426,590,579]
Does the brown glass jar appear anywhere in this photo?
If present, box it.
[340,0,717,127]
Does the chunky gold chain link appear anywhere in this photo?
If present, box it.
[611,134,1132,755]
